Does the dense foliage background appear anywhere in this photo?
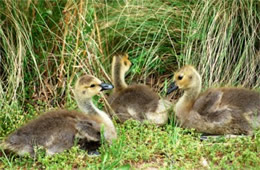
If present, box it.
[0,0,259,169]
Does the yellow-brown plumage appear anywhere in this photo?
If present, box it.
[109,53,171,125]
[167,65,260,135]
[1,75,116,156]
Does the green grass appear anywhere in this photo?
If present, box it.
[0,0,259,104]
[0,0,260,169]
[183,0,260,88]
[0,101,260,169]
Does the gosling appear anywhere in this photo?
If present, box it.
[108,53,171,125]
[167,65,260,135]
[1,75,116,156]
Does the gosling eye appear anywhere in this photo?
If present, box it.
[90,84,96,88]
[178,75,183,80]
[124,61,127,66]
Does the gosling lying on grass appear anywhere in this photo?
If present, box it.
[167,65,260,135]
[1,75,116,156]
[108,53,171,125]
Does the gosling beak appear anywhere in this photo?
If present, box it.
[167,82,179,95]
[100,83,114,91]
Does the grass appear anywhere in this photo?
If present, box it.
[0,101,260,169]
[183,0,260,88]
[0,0,259,104]
[0,0,260,169]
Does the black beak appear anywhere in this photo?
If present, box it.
[166,82,179,95]
[100,83,114,91]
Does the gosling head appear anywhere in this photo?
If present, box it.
[74,75,114,100]
[167,65,201,95]
[112,53,132,74]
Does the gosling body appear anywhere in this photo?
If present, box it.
[109,53,171,125]
[2,75,116,156]
[167,65,260,135]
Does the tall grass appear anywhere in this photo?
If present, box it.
[184,0,260,88]
[0,0,106,107]
[0,0,259,107]
[93,0,194,82]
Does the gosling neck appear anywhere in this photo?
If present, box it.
[76,96,117,142]
[185,85,201,100]
[76,97,98,115]
[112,60,127,92]
[181,72,202,105]
[177,83,201,110]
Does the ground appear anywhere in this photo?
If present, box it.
[0,102,259,169]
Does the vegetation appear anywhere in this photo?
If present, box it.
[0,0,259,169]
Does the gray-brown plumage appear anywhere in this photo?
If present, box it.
[167,65,260,135]
[109,53,171,125]
[1,75,116,156]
